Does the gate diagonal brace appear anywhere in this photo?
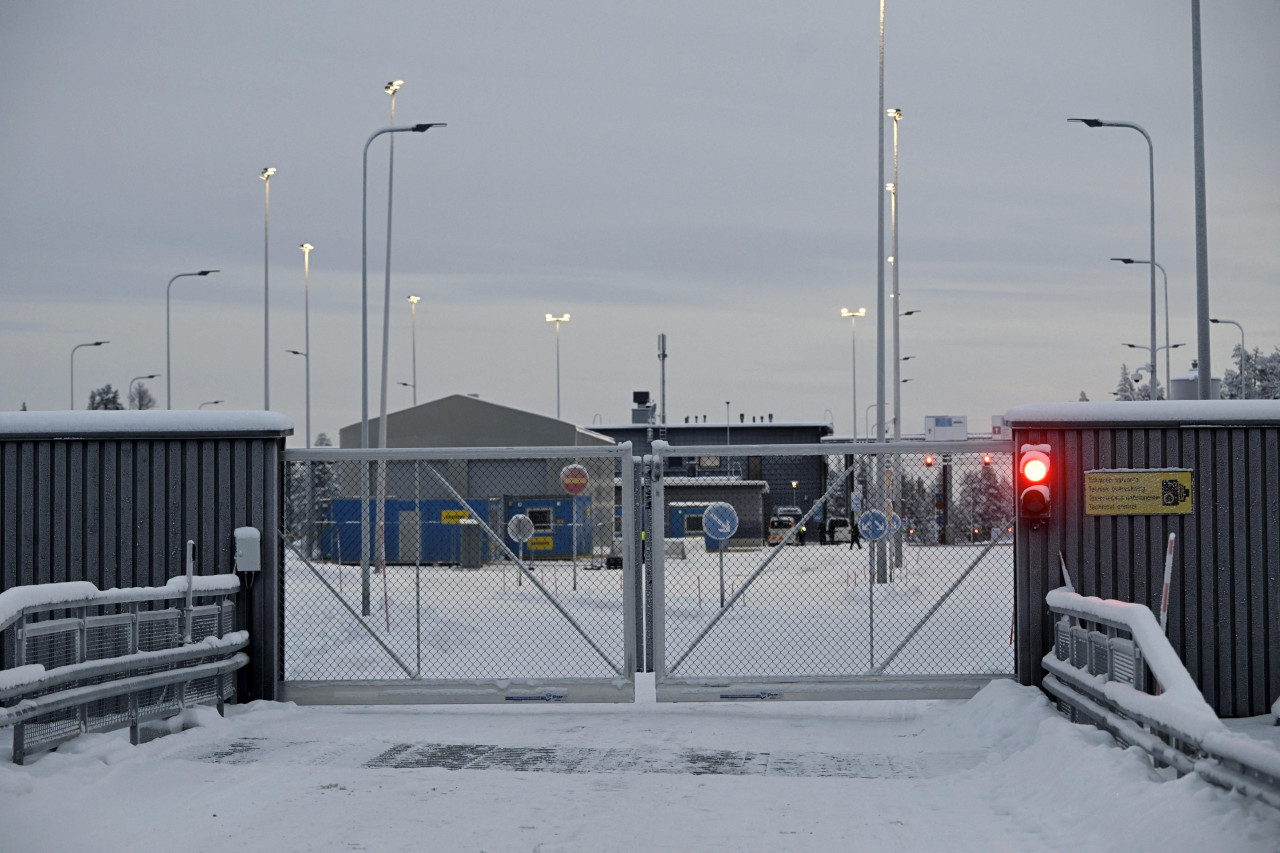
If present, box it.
[870,517,1013,675]
[424,465,623,677]
[283,535,417,678]
[668,461,859,675]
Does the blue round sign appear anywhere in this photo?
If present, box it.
[702,502,739,541]
[858,510,889,542]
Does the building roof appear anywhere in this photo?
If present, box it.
[338,394,615,448]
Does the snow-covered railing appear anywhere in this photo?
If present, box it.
[0,572,247,764]
[1042,588,1280,809]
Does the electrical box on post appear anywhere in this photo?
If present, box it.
[234,526,261,573]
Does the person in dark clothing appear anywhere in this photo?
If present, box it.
[849,515,864,550]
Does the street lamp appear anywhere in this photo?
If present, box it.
[70,341,109,409]
[361,121,445,449]
[299,243,314,448]
[840,308,867,438]
[791,480,798,504]
[887,107,903,440]
[1070,118,1158,400]
[166,270,218,409]
[198,400,223,409]
[397,381,414,394]
[1112,258,1171,397]
[545,313,571,419]
[407,295,420,406]
[128,374,160,409]
[261,167,276,411]
[377,79,408,455]
[1210,318,1247,398]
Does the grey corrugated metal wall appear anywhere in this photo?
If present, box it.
[1013,416,1279,718]
[1,430,286,701]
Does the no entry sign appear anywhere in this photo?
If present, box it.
[561,464,589,495]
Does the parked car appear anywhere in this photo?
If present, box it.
[825,517,851,544]
[767,516,795,546]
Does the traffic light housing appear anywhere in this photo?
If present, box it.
[1018,444,1052,525]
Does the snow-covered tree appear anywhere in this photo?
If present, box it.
[87,384,124,410]
[1113,365,1138,401]
[1221,345,1280,400]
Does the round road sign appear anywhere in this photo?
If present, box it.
[561,464,589,495]
[702,502,739,541]
[507,514,535,543]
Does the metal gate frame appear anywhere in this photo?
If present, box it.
[649,439,1014,702]
[278,443,639,704]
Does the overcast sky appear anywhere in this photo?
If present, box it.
[2,1,1277,444]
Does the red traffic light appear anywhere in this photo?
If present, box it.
[982,454,992,466]
[924,454,935,467]
[1018,444,1052,521]
[1020,450,1050,484]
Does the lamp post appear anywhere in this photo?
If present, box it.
[286,350,310,446]
[261,167,276,411]
[407,295,420,406]
[299,243,314,447]
[1210,318,1247,398]
[377,80,407,456]
[545,313,571,419]
[791,481,798,505]
[840,308,867,438]
[397,381,414,395]
[887,106,903,440]
[128,374,159,409]
[70,341,109,409]
[361,122,445,449]
[1111,258,1171,398]
[1070,118,1157,400]
[1123,343,1184,395]
[166,270,218,409]
[198,400,223,409]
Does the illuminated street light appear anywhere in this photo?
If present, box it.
[545,313,571,419]
[840,307,867,438]
[261,167,276,411]
[407,295,420,406]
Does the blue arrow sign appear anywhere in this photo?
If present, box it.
[859,510,889,541]
[889,513,903,534]
[703,502,739,541]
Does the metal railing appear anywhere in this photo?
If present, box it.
[1042,588,1280,810]
[1,569,244,764]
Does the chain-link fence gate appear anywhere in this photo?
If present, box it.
[279,444,638,703]
[649,440,1015,701]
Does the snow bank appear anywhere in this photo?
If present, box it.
[0,576,239,629]
[1045,588,1222,739]
[1006,399,1280,426]
[0,410,293,437]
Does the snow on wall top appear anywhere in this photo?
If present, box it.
[0,410,294,439]
[1005,400,1280,426]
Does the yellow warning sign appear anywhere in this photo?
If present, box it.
[441,509,471,524]
[527,536,554,551]
[1084,470,1193,516]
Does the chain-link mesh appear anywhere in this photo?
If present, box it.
[655,446,1015,682]
[282,450,632,683]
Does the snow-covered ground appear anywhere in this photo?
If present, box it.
[3,677,1277,852]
